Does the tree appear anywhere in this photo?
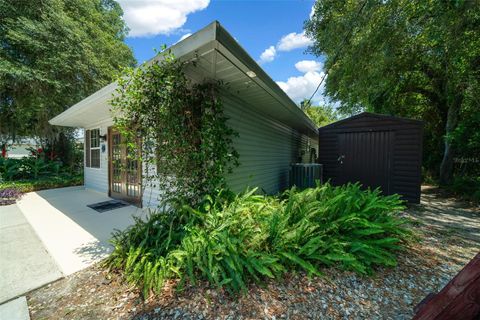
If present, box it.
[305,0,480,184]
[301,99,338,127]
[0,0,135,162]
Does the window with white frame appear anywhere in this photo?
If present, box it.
[85,129,100,168]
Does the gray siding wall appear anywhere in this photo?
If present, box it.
[223,93,317,194]
[142,93,318,206]
[83,96,318,206]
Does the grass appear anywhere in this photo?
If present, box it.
[105,182,412,296]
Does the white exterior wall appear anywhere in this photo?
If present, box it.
[141,165,164,208]
[82,118,162,208]
[84,119,113,194]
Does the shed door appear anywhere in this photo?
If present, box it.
[338,131,393,194]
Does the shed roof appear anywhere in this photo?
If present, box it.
[318,112,423,130]
[49,21,318,138]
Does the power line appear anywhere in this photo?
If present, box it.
[306,0,369,105]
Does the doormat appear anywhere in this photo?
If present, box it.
[87,200,130,213]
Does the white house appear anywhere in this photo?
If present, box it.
[49,21,319,207]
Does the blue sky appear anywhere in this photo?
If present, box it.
[118,0,326,104]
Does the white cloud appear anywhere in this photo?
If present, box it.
[258,30,313,63]
[276,59,328,105]
[277,31,313,52]
[277,71,325,104]
[179,33,192,41]
[175,32,192,44]
[259,45,277,63]
[118,0,210,37]
[295,60,323,73]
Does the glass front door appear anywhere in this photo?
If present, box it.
[108,127,142,206]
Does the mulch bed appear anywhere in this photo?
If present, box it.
[27,187,480,320]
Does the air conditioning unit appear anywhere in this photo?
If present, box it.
[290,163,323,189]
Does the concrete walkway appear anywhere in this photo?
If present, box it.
[16,186,146,275]
[0,204,62,304]
[0,297,30,320]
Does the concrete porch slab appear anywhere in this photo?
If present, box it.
[0,296,30,320]
[0,204,62,304]
[16,186,147,275]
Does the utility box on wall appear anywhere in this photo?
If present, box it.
[318,112,423,203]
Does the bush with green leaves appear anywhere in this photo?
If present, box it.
[111,50,239,207]
[106,183,411,296]
[0,174,83,193]
[448,175,480,203]
[0,157,61,181]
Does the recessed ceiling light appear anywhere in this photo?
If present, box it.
[246,70,256,78]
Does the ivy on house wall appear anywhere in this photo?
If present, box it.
[111,50,239,206]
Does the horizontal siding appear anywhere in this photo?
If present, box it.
[84,122,111,194]
[141,93,318,206]
[85,96,318,206]
[142,174,164,208]
[84,118,164,208]
[223,93,317,194]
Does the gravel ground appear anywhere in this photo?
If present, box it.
[27,186,479,320]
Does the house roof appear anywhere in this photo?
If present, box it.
[318,112,423,130]
[49,21,318,138]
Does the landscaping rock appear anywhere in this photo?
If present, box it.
[27,186,479,320]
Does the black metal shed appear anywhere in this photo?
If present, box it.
[318,112,423,203]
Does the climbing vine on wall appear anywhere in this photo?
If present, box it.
[111,50,239,206]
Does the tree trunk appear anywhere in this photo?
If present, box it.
[439,101,460,185]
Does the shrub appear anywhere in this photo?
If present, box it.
[0,157,62,181]
[0,174,83,193]
[448,175,480,203]
[105,183,411,296]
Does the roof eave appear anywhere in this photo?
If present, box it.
[318,112,424,130]
[214,22,318,136]
[49,21,318,137]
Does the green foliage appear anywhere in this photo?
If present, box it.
[0,157,59,180]
[0,0,135,150]
[105,183,411,296]
[448,175,480,203]
[301,99,338,127]
[0,174,83,193]
[0,153,83,197]
[0,147,84,181]
[449,104,480,179]
[111,49,239,206]
[305,0,480,184]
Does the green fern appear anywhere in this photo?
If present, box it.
[104,182,412,296]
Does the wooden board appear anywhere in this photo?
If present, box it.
[412,253,480,320]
